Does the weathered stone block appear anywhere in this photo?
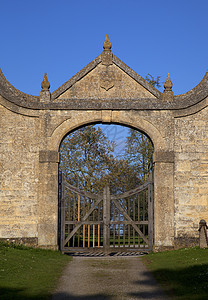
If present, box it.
[39,150,59,163]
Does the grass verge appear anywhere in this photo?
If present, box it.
[0,242,71,299]
[142,247,208,300]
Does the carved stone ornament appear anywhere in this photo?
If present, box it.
[162,73,173,100]
[41,73,50,91]
[100,35,114,89]
[103,34,112,50]
[100,69,114,91]
[101,34,113,66]
[164,73,173,91]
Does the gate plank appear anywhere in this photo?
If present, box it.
[61,176,153,251]
[111,182,150,200]
[78,194,80,221]
[103,185,110,250]
[88,224,90,248]
[98,224,100,248]
[93,224,95,248]
[112,198,149,244]
[63,197,103,246]
[128,198,130,247]
[65,182,102,200]
[83,224,85,248]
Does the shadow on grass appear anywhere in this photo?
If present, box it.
[52,293,113,299]
[128,264,208,300]
[0,287,112,300]
[0,287,49,300]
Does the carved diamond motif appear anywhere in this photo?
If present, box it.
[100,70,114,91]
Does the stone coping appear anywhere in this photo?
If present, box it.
[1,52,208,111]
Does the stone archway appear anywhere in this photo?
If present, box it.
[37,111,174,251]
[1,35,207,250]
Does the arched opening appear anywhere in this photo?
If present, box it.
[58,123,154,253]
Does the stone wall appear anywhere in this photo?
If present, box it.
[0,36,208,250]
[174,105,208,246]
[0,102,39,245]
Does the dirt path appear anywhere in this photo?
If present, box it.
[52,256,168,300]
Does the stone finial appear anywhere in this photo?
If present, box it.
[41,73,50,91]
[164,73,173,91]
[40,73,51,102]
[103,34,112,51]
[162,73,173,100]
[102,34,113,66]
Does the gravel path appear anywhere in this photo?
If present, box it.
[52,256,169,300]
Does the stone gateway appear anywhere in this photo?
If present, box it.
[0,35,208,251]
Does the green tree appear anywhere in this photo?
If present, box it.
[108,158,142,192]
[92,156,142,194]
[59,125,115,193]
[145,73,161,88]
[60,124,154,193]
[125,130,153,183]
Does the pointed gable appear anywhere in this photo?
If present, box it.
[52,35,161,101]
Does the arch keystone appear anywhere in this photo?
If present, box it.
[101,110,112,123]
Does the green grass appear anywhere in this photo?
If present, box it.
[0,242,72,300]
[142,247,208,300]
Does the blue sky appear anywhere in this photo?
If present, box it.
[1,0,208,96]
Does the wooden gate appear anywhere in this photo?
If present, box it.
[59,174,153,253]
